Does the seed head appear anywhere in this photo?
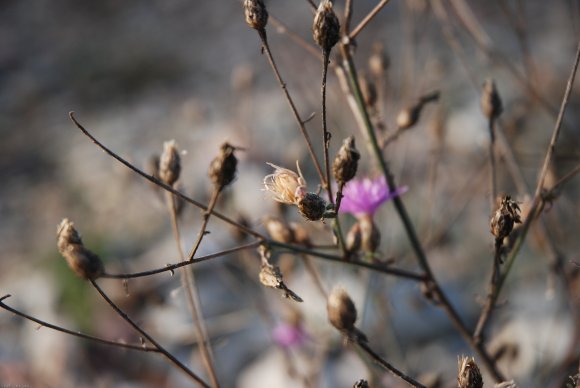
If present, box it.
[358,73,377,108]
[159,140,181,186]
[264,217,294,244]
[313,0,340,53]
[457,356,483,388]
[396,105,421,130]
[263,162,307,205]
[209,143,238,189]
[490,195,522,241]
[481,79,503,121]
[333,136,360,185]
[243,0,268,31]
[297,193,328,221]
[369,41,389,78]
[353,380,369,388]
[57,219,103,280]
[327,287,357,331]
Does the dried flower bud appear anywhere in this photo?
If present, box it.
[490,195,522,241]
[353,380,369,388]
[327,286,367,342]
[259,262,303,302]
[209,143,238,189]
[480,79,503,121]
[297,193,327,221]
[457,356,483,388]
[159,140,181,186]
[359,215,380,254]
[57,219,103,280]
[313,0,340,53]
[333,136,360,185]
[243,0,268,31]
[369,42,389,78]
[358,73,377,108]
[263,162,307,205]
[396,105,421,130]
[289,222,312,247]
[264,217,294,244]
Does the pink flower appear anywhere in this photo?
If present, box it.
[272,323,308,348]
[339,176,408,217]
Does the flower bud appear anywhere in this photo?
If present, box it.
[490,195,522,241]
[396,105,421,130]
[359,214,380,254]
[57,219,103,280]
[264,217,294,244]
[327,286,357,333]
[333,136,360,186]
[480,79,503,121]
[313,0,340,53]
[346,222,361,255]
[457,356,483,388]
[159,140,181,186]
[208,143,238,189]
[243,0,268,31]
[297,193,327,221]
[359,73,377,108]
[369,42,389,78]
[259,262,303,302]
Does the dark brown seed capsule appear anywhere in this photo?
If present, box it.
[57,219,103,280]
[297,192,327,221]
[457,356,483,388]
[313,0,340,53]
[208,143,238,189]
[333,136,360,185]
[243,0,268,31]
[159,140,181,186]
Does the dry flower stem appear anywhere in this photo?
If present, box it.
[339,42,505,382]
[348,0,392,40]
[0,295,160,353]
[321,49,333,199]
[344,0,354,35]
[487,119,498,211]
[255,30,326,185]
[356,340,425,388]
[101,241,262,279]
[187,188,221,261]
[166,192,219,388]
[68,113,262,240]
[90,280,210,387]
[481,42,580,329]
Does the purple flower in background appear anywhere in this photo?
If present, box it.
[272,322,308,349]
[339,176,408,217]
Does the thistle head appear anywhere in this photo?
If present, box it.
[263,162,307,205]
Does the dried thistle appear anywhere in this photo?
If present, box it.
[313,0,340,53]
[345,215,380,256]
[208,142,238,190]
[457,356,483,388]
[297,192,330,221]
[481,79,503,121]
[396,91,440,130]
[57,219,103,280]
[490,195,522,241]
[259,262,303,302]
[327,286,367,342]
[333,136,360,186]
[243,0,268,31]
[159,140,181,186]
[263,162,307,205]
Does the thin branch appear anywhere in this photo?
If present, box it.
[101,241,261,279]
[166,192,219,387]
[488,118,498,210]
[89,280,210,387]
[321,49,332,196]
[349,0,392,40]
[0,294,159,353]
[68,113,263,240]
[187,188,221,261]
[254,29,326,185]
[357,340,425,388]
[344,0,354,36]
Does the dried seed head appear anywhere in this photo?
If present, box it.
[457,356,483,388]
[359,215,380,254]
[297,193,327,221]
[209,143,238,189]
[346,222,361,255]
[358,73,377,108]
[57,219,103,280]
[369,41,389,78]
[259,261,303,302]
[159,140,181,186]
[396,105,421,130]
[264,217,294,244]
[490,195,522,241]
[313,0,340,53]
[263,162,307,205]
[243,0,268,31]
[480,79,503,121]
[333,136,360,185]
[353,380,369,388]
[327,286,357,333]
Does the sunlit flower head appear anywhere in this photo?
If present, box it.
[339,176,408,217]
[263,162,307,204]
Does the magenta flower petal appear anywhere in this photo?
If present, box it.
[272,323,308,348]
[339,176,408,216]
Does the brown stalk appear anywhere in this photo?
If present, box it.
[348,0,392,40]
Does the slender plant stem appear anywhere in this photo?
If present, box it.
[348,0,392,40]
[301,253,329,298]
[166,192,219,388]
[339,42,505,382]
[90,280,210,387]
[68,113,263,240]
[488,118,498,211]
[321,49,332,195]
[187,188,221,261]
[0,295,160,353]
[356,340,425,388]
[344,0,354,36]
[101,241,262,279]
[256,29,326,185]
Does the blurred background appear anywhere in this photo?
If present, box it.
[0,0,579,387]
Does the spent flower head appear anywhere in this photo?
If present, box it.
[339,176,408,217]
[263,162,307,205]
